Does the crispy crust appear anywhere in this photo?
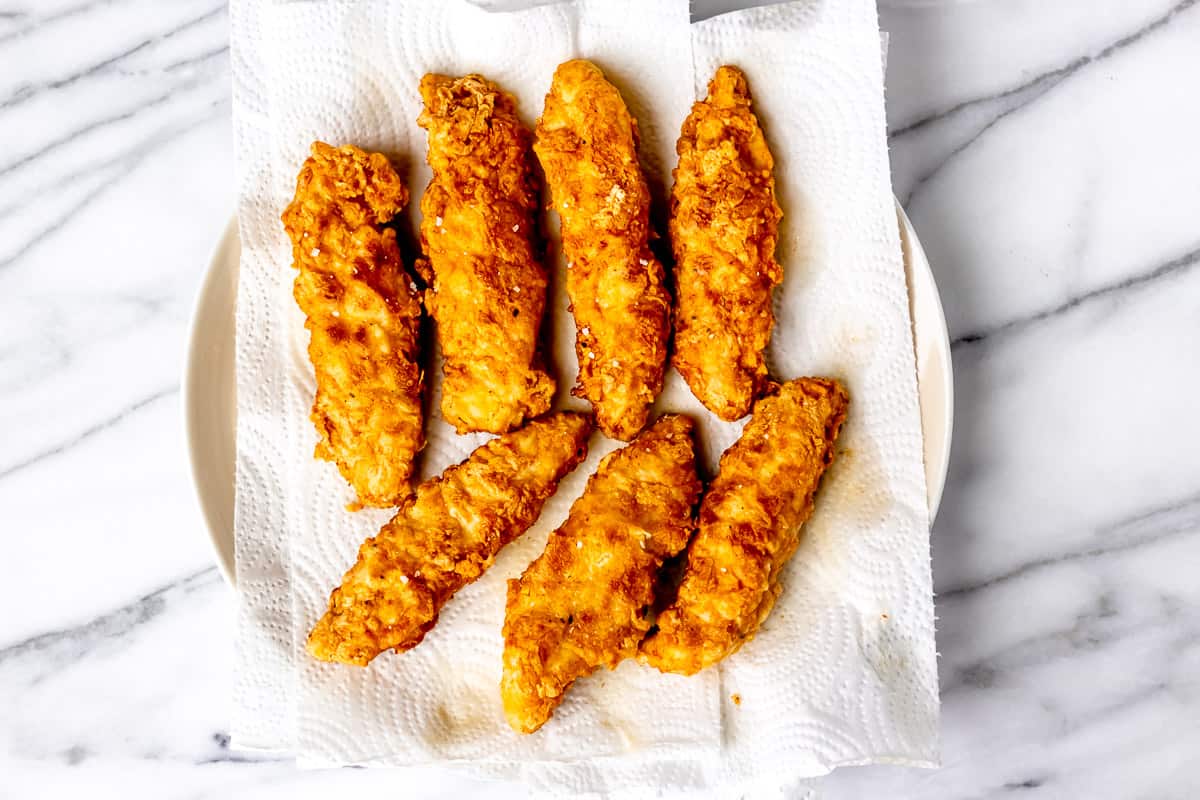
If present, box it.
[417,74,556,434]
[281,141,424,507]
[639,379,848,675]
[502,415,701,733]
[307,412,592,666]
[534,59,670,441]
[670,66,782,421]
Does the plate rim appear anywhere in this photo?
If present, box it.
[899,203,954,522]
[183,216,240,587]
[184,207,953,589]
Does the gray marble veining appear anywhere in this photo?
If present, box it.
[1,0,1197,797]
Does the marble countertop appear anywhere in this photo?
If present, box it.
[2,0,1198,797]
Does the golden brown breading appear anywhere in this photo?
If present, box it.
[639,379,848,675]
[670,66,782,422]
[417,74,555,434]
[502,415,700,733]
[534,59,670,441]
[307,412,592,666]
[282,141,424,507]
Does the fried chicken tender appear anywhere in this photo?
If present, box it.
[534,59,671,441]
[417,74,555,434]
[282,141,424,507]
[671,66,783,422]
[308,412,592,666]
[502,415,700,733]
[639,379,848,675]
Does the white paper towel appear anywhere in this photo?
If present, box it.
[231,0,939,792]
[230,0,297,752]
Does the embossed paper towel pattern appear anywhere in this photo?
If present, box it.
[230,0,939,791]
[230,0,298,752]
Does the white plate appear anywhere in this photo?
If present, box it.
[184,206,953,588]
